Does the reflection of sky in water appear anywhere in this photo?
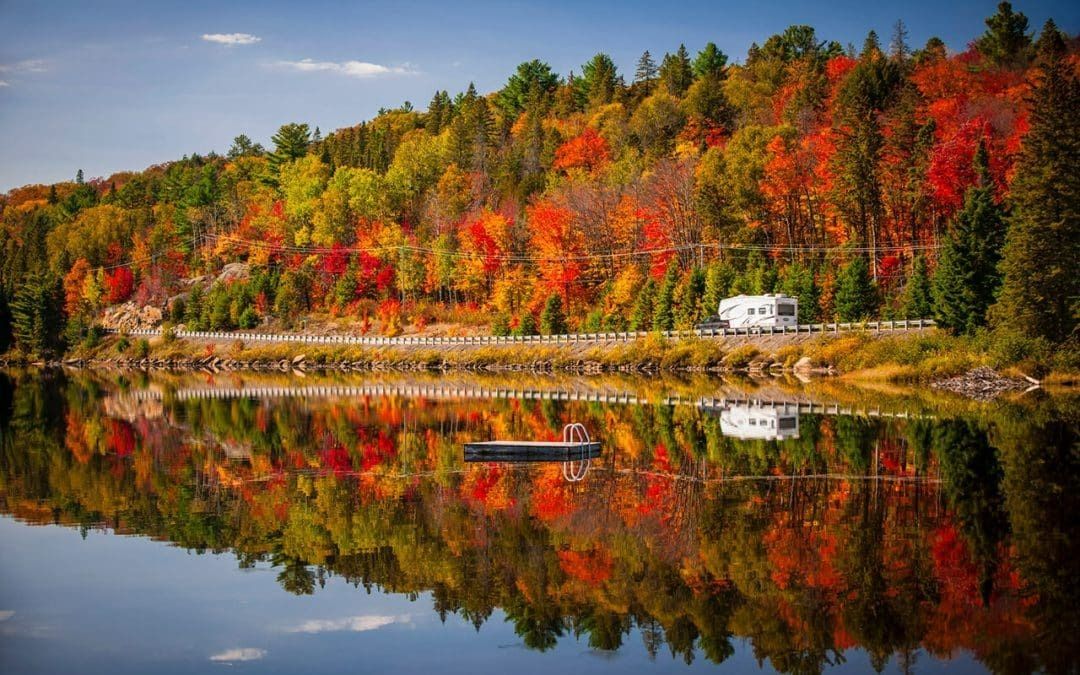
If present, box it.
[0,516,983,674]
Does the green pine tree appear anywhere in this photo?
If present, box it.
[835,255,878,321]
[675,267,706,329]
[515,311,537,336]
[628,279,656,331]
[779,262,820,324]
[976,2,1032,67]
[652,269,678,331]
[902,255,933,319]
[990,23,1079,343]
[703,261,734,317]
[266,123,311,184]
[540,293,567,335]
[491,312,511,336]
[10,274,64,357]
[658,45,694,96]
[932,142,1005,334]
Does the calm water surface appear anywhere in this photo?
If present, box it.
[0,370,1076,674]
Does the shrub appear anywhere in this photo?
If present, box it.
[540,294,567,335]
[491,312,511,336]
[115,336,130,353]
[170,297,186,323]
[134,339,150,359]
[230,340,246,358]
[723,344,760,368]
[514,312,537,336]
[986,328,1053,374]
[238,306,259,329]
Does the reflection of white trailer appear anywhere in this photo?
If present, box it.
[717,294,798,328]
[719,404,800,441]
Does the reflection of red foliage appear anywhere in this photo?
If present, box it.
[532,465,573,521]
[466,465,502,505]
[321,443,353,474]
[107,419,136,457]
[359,430,397,471]
[558,548,612,584]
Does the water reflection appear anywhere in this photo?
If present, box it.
[0,369,1077,673]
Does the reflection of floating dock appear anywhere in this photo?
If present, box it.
[464,441,602,462]
[464,424,599,480]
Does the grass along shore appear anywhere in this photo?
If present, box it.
[31,327,1078,385]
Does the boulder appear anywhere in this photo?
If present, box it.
[216,262,250,284]
[100,302,164,331]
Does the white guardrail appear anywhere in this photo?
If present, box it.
[104,319,935,347]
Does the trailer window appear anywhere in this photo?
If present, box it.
[778,303,795,316]
[779,418,797,430]
[747,308,755,315]
[760,306,768,313]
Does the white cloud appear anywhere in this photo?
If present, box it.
[0,81,9,88]
[0,59,49,74]
[209,648,266,662]
[0,610,14,621]
[202,33,261,46]
[273,58,417,78]
[283,614,406,634]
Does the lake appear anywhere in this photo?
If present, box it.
[0,369,1076,674]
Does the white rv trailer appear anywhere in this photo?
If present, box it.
[717,294,798,328]
[718,403,800,441]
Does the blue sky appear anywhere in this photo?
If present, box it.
[1,0,1076,191]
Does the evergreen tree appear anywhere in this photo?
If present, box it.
[628,278,656,331]
[183,285,204,329]
[976,2,1032,67]
[491,312,511,336]
[0,290,10,353]
[10,274,64,357]
[932,142,1005,334]
[703,261,735,316]
[540,293,567,335]
[990,23,1079,343]
[658,45,694,96]
[577,53,621,108]
[266,123,312,182]
[634,51,658,84]
[779,262,820,324]
[835,255,877,320]
[515,311,537,336]
[227,134,265,158]
[675,267,706,328]
[652,269,678,331]
[902,255,933,319]
[498,60,560,117]
[692,43,728,79]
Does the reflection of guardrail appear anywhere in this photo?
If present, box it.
[105,318,935,348]
[116,384,931,420]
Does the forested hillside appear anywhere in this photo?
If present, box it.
[1,3,1077,359]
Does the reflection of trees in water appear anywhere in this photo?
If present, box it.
[0,371,1077,672]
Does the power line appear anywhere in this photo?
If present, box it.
[207,232,941,263]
